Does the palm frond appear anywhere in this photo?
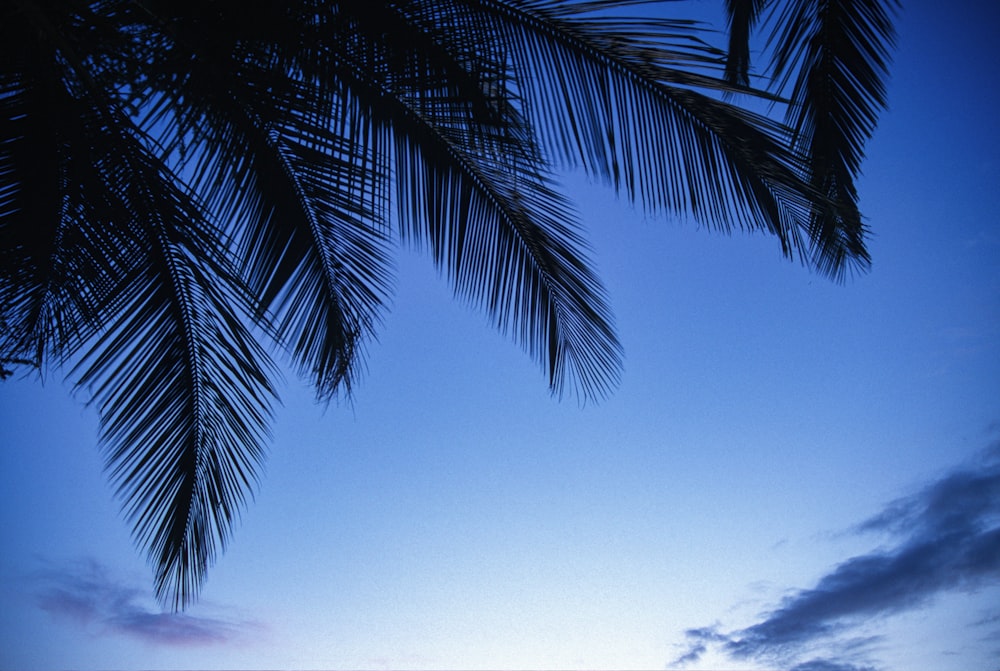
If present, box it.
[766,0,898,278]
[138,3,395,401]
[724,0,769,87]
[2,0,155,373]
[331,0,623,398]
[5,1,278,609]
[393,122,624,399]
[71,139,277,610]
[480,1,823,263]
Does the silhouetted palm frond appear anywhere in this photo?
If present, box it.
[721,0,899,278]
[771,0,898,278]
[724,0,768,86]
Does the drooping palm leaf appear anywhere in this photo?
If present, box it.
[140,19,395,402]
[5,1,278,609]
[68,136,278,611]
[723,0,768,86]
[479,1,830,269]
[337,0,623,398]
[766,0,898,278]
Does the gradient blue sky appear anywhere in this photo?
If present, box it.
[2,2,999,670]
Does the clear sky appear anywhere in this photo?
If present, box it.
[2,2,999,670]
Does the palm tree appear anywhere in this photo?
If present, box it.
[1,0,897,609]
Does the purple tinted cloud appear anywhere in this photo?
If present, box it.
[34,557,256,646]
[675,440,1000,669]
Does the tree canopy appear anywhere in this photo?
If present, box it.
[1,0,897,609]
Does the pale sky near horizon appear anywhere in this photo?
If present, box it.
[2,2,999,670]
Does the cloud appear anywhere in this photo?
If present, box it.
[788,660,878,671]
[674,440,1000,669]
[34,557,259,646]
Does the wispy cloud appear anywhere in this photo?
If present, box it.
[34,557,260,646]
[674,439,1000,669]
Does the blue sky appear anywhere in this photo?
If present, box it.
[2,2,999,670]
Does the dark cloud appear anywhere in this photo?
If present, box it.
[789,659,878,671]
[674,441,1000,669]
[34,557,257,646]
